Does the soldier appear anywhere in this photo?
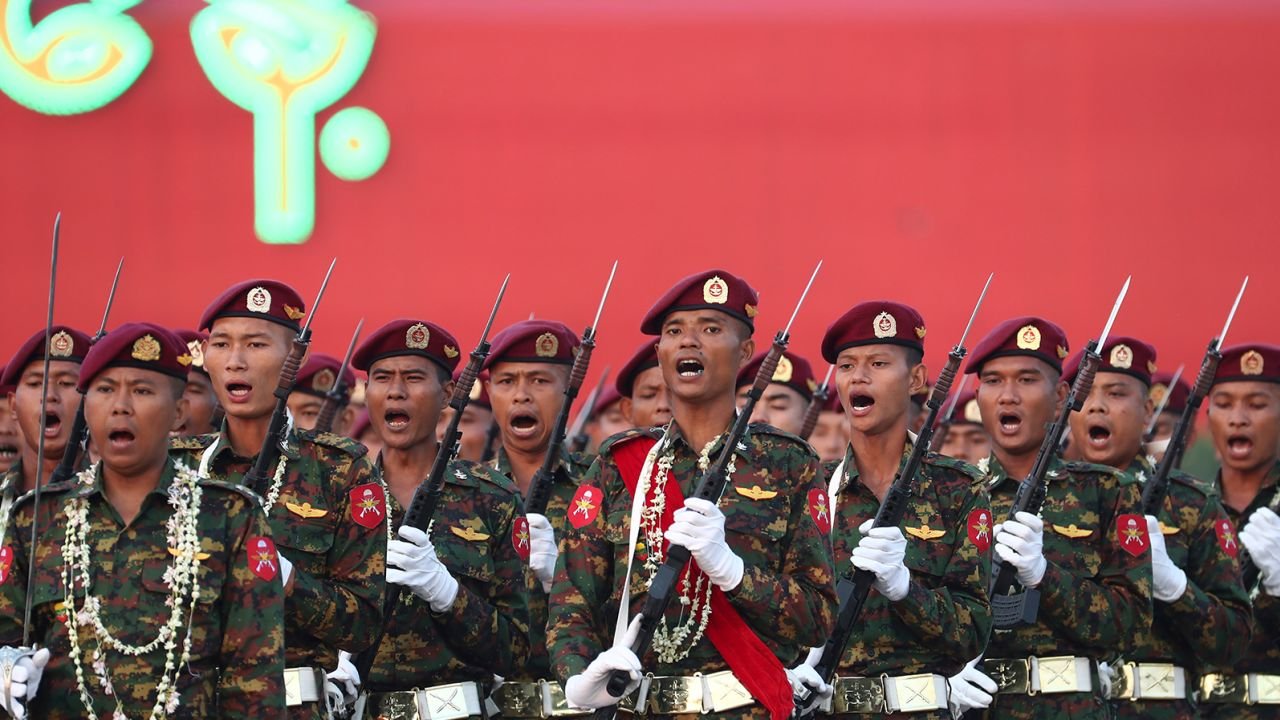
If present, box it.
[169,279,385,719]
[734,349,817,437]
[810,391,850,465]
[584,388,630,455]
[437,368,497,463]
[1202,344,1280,718]
[173,329,223,437]
[948,317,1152,719]
[0,322,285,717]
[616,341,672,430]
[790,300,992,718]
[287,353,357,435]
[1061,337,1249,717]
[548,269,837,718]
[348,319,530,718]
[1145,371,1192,464]
[938,388,992,466]
[908,385,930,435]
[0,367,19,474]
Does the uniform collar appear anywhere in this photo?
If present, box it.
[661,420,754,464]
[490,444,575,478]
[377,451,480,489]
[206,418,302,466]
[74,456,180,501]
[982,452,1070,490]
[836,440,913,494]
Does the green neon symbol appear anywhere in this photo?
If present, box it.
[0,0,152,115]
[320,106,388,181]
[191,0,385,245]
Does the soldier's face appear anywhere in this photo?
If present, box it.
[487,362,568,456]
[742,383,807,436]
[9,359,81,460]
[366,356,449,452]
[1208,381,1280,474]
[1146,410,1192,463]
[85,367,186,477]
[810,410,850,463]
[587,402,631,452]
[1067,372,1152,468]
[977,356,1067,459]
[658,311,753,406]
[940,424,992,465]
[0,391,20,473]
[439,404,495,462]
[834,345,926,437]
[622,365,672,428]
[175,371,220,436]
[203,317,292,421]
[287,392,324,431]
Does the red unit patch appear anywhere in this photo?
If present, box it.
[1216,519,1240,558]
[247,536,280,582]
[808,488,832,534]
[0,546,12,585]
[349,483,387,529]
[568,485,602,529]
[512,517,531,561]
[1116,514,1150,557]
[967,509,993,553]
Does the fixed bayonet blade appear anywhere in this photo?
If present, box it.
[819,363,835,391]
[588,261,619,338]
[301,258,338,335]
[783,261,823,337]
[1144,364,1184,438]
[95,257,124,340]
[956,273,993,350]
[1217,277,1248,349]
[480,274,511,344]
[1096,275,1131,350]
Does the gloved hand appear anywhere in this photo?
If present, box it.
[947,657,996,717]
[0,647,50,719]
[666,498,744,592]
[326,650,361,706]
[279,552,295,588]
[851,520,910,602]
[1240,507,1280,596]
[527,513,558,593]
[1145,515,1188,602]
[993,511,1047,588]
[564,617,643,709]
[788,647,832,716]
[388,526,459,612]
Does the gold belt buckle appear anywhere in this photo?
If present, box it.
[831,677,886,713]
[283,668,303,706]
[647,675,702,715]
[891,674,940,712]
[419,682,472,720]
[1110,663,1135,700]
[1200,673,1248,704]
[368,691,421,720]
[1253,674,1280,704]
[1136,663,1179,700]
[541,679,590,717]
[493,682,543,718]
[703,671,753,712]
[983,659,1030,695]
[1036,656,1081,694]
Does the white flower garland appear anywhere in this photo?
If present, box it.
[259,455,287,515]
[61,462,204,719]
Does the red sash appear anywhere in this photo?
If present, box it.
[613,437,793,720]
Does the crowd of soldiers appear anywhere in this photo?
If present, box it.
[0,267,1275,720]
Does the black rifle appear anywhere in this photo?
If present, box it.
[481,420,500,463]
[1142,364,1184,444]
[568,367,612,455]
[314,318,364,434]
[799,364,835,441]
[929,375,969,453]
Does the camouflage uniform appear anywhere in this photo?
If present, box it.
[171,427,386,720]
[823,445,992,719]
[978,454,1152,720]
[1108,456,1251,719]
[548,423,838,720]
[0,459,79,547]
[0,458,285,718]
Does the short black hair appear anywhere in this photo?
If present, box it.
[904,347,924,367]
[168,376,186,401]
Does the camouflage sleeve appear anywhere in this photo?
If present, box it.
[724,446,837,650]
[1252,592,1280,637]
[0,504,32,645]
[1036,473,1153,655]
[217,497,286,718]
[289,452,387,652]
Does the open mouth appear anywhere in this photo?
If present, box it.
[848,394,875,415]
[1227,434,1253,459]
[508,409,541,438]
[383,409,411,432]
[107,429,135,448]
[225,382,253,402]
[1087,424,1112,447]
[998,413,1022,435]
[43,412,62,437]
[0,444,17,462]
[676,359,705,378]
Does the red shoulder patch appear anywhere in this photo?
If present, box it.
[1216,518,1240,558]
[349,483,386,529]
[967,509,993,553]
[568,485,602,529]
[808,488,832,534]
[0,546,12,584]
[247,536,280,582]
[512,517,531,561]
[1116,513,1150,557]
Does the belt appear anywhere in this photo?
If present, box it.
[285,666,326,707]
[1199,673,1280,705]
[364,681,486,720]
[818,674,947,714]
[489,680,589,718]
[1109,662,1187,701]
[983,656,1097,695]
[618,671,755,715]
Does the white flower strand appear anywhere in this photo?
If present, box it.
[259,455,287,514]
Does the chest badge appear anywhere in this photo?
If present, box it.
[1052,523,1093,539]
[451,526,491,542]
[736,485,777,501]
[905,524,946,541]
[1158,521,1180,536]
[286,501,328,519]
[169,546,212,562]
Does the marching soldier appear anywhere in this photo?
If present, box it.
[436,368,497,463]
[584,388,630,454]
[790,301,992,718]
[0,367,19,474]
[734,349,817,437]
[810,391,850,465]
[949,317,1152,719]
[288,353,357,434]
[173,329,223,437]
[1061,337,1249,717]
[548,269,837,718]
[169,279,385,719]
[938,388,992,466]
[1145,370,1193,464]
[616,341,672,430]
[0,323,285,717]
[349,319,530,719]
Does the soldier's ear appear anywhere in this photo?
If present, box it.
[1054,376,1069,413]
[6,391,14,422]
[620,397,634,424]
[440,379,456,408]
[739,337,755,366]
[172,393,190,434]
[908,362,928,395]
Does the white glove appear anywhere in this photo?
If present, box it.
[666,498,744,592]
[1097,661,1116,699]
[0,647,50,719]
[1146,515,1188,602]
[1240,507,1280,596]
[279,552,295,587]
[851,520,910,602]
[527,513,558,593]
[993,511,1047,588]
[388,526,459,612]
[947,657,996,717]
[563,617,643,709]
[788,646,832,716]
[326,650,360,706]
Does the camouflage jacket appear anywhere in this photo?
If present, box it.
[0,458,285,718]
[367,455,531,690]
[170,427,386,674]
[548,422,838,683]
[490,445,592,680]
[0,458,78,548]
[823,444,991,677]
[1218,461,1280,675]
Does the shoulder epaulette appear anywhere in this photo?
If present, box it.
[299,429,369,459]
[1168,468,1219,498]
[1060,459,1124,478]
[12,480,78,510]
[169,433,215,451]
[453,459,521,496]
[598,427,661,456]
[925,452,985,482]
[196,475,266,508]
[747,422,820,459]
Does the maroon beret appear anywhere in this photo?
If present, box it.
[639,269,759,336]
[965,316,1070,375]
[350,407,372,438]
[77,323,189,391]
[457,367,492,409]
[353,319,461,376]
[0,364,13,396]
[292,353,356,399]
[199,279,306,333]
[172,329,209,376]
[482,320,580,369]
[736,349,817,401]
[1,325,92,386]
[616,341,659,397]
[594,387,623,415]
[1214,344,1280,385]
[1149,371,1191,414]
[1064,336,1157,387]
[944,387,983,427]
[822,300,927,363]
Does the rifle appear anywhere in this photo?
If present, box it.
[799,364,835,440]
[524,262,618,515]
[1142,364,1184,444]
[50,256,123,483]
[314,318,364,434]
[987,276,1130,630]
[568,367,612,455]
[481,420,500,463]
[796,274,991,714]
[929,375,970,453]
[353,276,509,680]
[593,261,823,714]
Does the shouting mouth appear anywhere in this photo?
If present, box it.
[384,409,412,432]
